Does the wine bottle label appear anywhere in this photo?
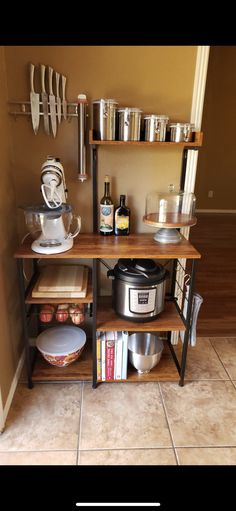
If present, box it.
[115,214,129,230]
[100,205,114,232]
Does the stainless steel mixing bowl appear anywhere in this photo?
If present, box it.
[128,332,164,374]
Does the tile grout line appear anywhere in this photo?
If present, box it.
[76,381,84,465]
[158,382,179,465]
[209,339,234,383]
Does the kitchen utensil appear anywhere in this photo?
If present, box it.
[143,189,197,243]
[143,114,169,142]
[78,94,88,182]
[40,156,67,209]
[107,258,168,321]
[92,99,118,140]
[40,64,50,135]
[31,266,88,298]
[61,75,67,120]
[48,66,57,138]
[55,72,61,124]
[128,332,164,374]
[37,265,84,292]
[24,203,81,254]
[29,63,40,135]
[168,122,194,142]
[117,107,143,141]
[36,325,86,367]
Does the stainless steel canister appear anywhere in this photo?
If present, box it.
[117,108,143,141]
[92,99,118,140]
[143,115,169,142]
[169,123,194,142]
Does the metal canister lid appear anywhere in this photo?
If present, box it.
[117,107,143,113]
[92,98,118,105]
[169,122,194,128]
[144,114,169,120]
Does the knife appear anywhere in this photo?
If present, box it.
[61,75,67,120]
[55,72,61,124]
[48,66,57,138]
[29,63,40,135]
[40,64,50,135]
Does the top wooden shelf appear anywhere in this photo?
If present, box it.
[89,130,203,147]
[14,233,201,260]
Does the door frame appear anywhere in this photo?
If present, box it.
[172,45,210,345]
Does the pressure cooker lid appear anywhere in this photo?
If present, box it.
[115,258,167,284]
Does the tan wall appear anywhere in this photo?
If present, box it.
[0,47,23,407]
[195,46,236,209]
[5,45,197,237]
[1,45,197,391]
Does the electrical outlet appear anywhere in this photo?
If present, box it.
[208,190,214,198]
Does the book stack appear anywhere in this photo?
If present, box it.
[96,331,129,381]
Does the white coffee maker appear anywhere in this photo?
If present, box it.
[24,157,81,254]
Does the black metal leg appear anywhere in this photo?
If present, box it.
[92,259,98,388]
[17,259,33,389]
[179,259,197,386]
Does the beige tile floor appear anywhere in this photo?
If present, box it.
[1,337,236,465]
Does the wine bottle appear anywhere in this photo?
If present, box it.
[114,195,130,236]
[99,175,114,235]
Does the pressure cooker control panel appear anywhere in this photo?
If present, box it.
[129,287,156,314]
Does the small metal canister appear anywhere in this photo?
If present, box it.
[143,114,169,142]
[169,122,194,142]
[92,99,118,140]
[117,107,143,141]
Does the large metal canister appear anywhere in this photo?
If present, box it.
[92,99,118,140]
[117,108,143,141]
[143,114,169,142]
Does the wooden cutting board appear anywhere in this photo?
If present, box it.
[37,265,84,292]
[32,267,88,298]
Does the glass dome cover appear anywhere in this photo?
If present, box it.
[144,190,196,227]
[143,188,197,243]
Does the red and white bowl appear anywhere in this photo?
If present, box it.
[36,326,86,367]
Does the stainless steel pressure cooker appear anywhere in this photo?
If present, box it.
[107,258,168,321]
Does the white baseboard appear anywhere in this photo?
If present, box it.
[1,350,25,432]
[196,209,236,213]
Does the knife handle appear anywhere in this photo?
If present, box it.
[30,63,35,93]
[48,66,54,96]
[41,64,46,94]
[55,72,60,98]
[62,75,66,100]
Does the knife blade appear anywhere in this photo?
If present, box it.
[61,75,67,120]
[48,66,57,138]
[29,63,40,135]
[55,72,61,124]
[40,64,50,135]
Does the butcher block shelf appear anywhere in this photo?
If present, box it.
[89,130,203,147]
[14,233,201,260]
[97,297,185,332]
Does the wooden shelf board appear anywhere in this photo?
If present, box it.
[25,272,93,304]
[15,233,201,260]
[97,297,185,332]
[98,344,179,382]
[32,342,93,382]
[89,130,203,147]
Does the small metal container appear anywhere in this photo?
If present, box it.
[143,114,169,142]
[117,107,143,141]
[128,332,164,374]
[169,122,194,142]
[92,99,118,140]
